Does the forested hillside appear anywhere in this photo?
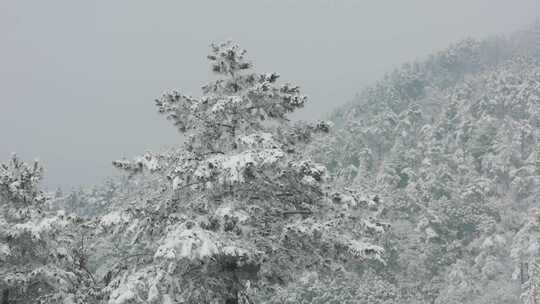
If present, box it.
[2,24,540,303]
[308,23,540,303]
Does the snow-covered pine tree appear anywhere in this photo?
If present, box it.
[103,41,386,304]
[522,261,540,304]
[309,27,540,303]
[0,154,97,304]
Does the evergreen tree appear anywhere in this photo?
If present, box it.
[0,155,97,303]
[103,41,386,304]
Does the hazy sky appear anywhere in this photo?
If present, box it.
[1,0,539,190]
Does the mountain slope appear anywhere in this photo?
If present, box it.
[310,24,540,303]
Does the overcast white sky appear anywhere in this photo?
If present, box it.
[1,0,539,190]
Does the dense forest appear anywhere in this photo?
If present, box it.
[2,24,540,303]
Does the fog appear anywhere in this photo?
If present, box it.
[1,0,539,190]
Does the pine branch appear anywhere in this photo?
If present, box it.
[281,210,313,215]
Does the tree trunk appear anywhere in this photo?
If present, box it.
[225,296,238,304]
[2,289,8,304]
[225,288,238,304]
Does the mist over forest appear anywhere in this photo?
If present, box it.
[2,2,540,304]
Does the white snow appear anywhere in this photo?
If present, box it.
[215,203,249,223]
[12,216,66,239]
[0,243,10,258]
[154,225,219,260]
[100,210,131,227]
